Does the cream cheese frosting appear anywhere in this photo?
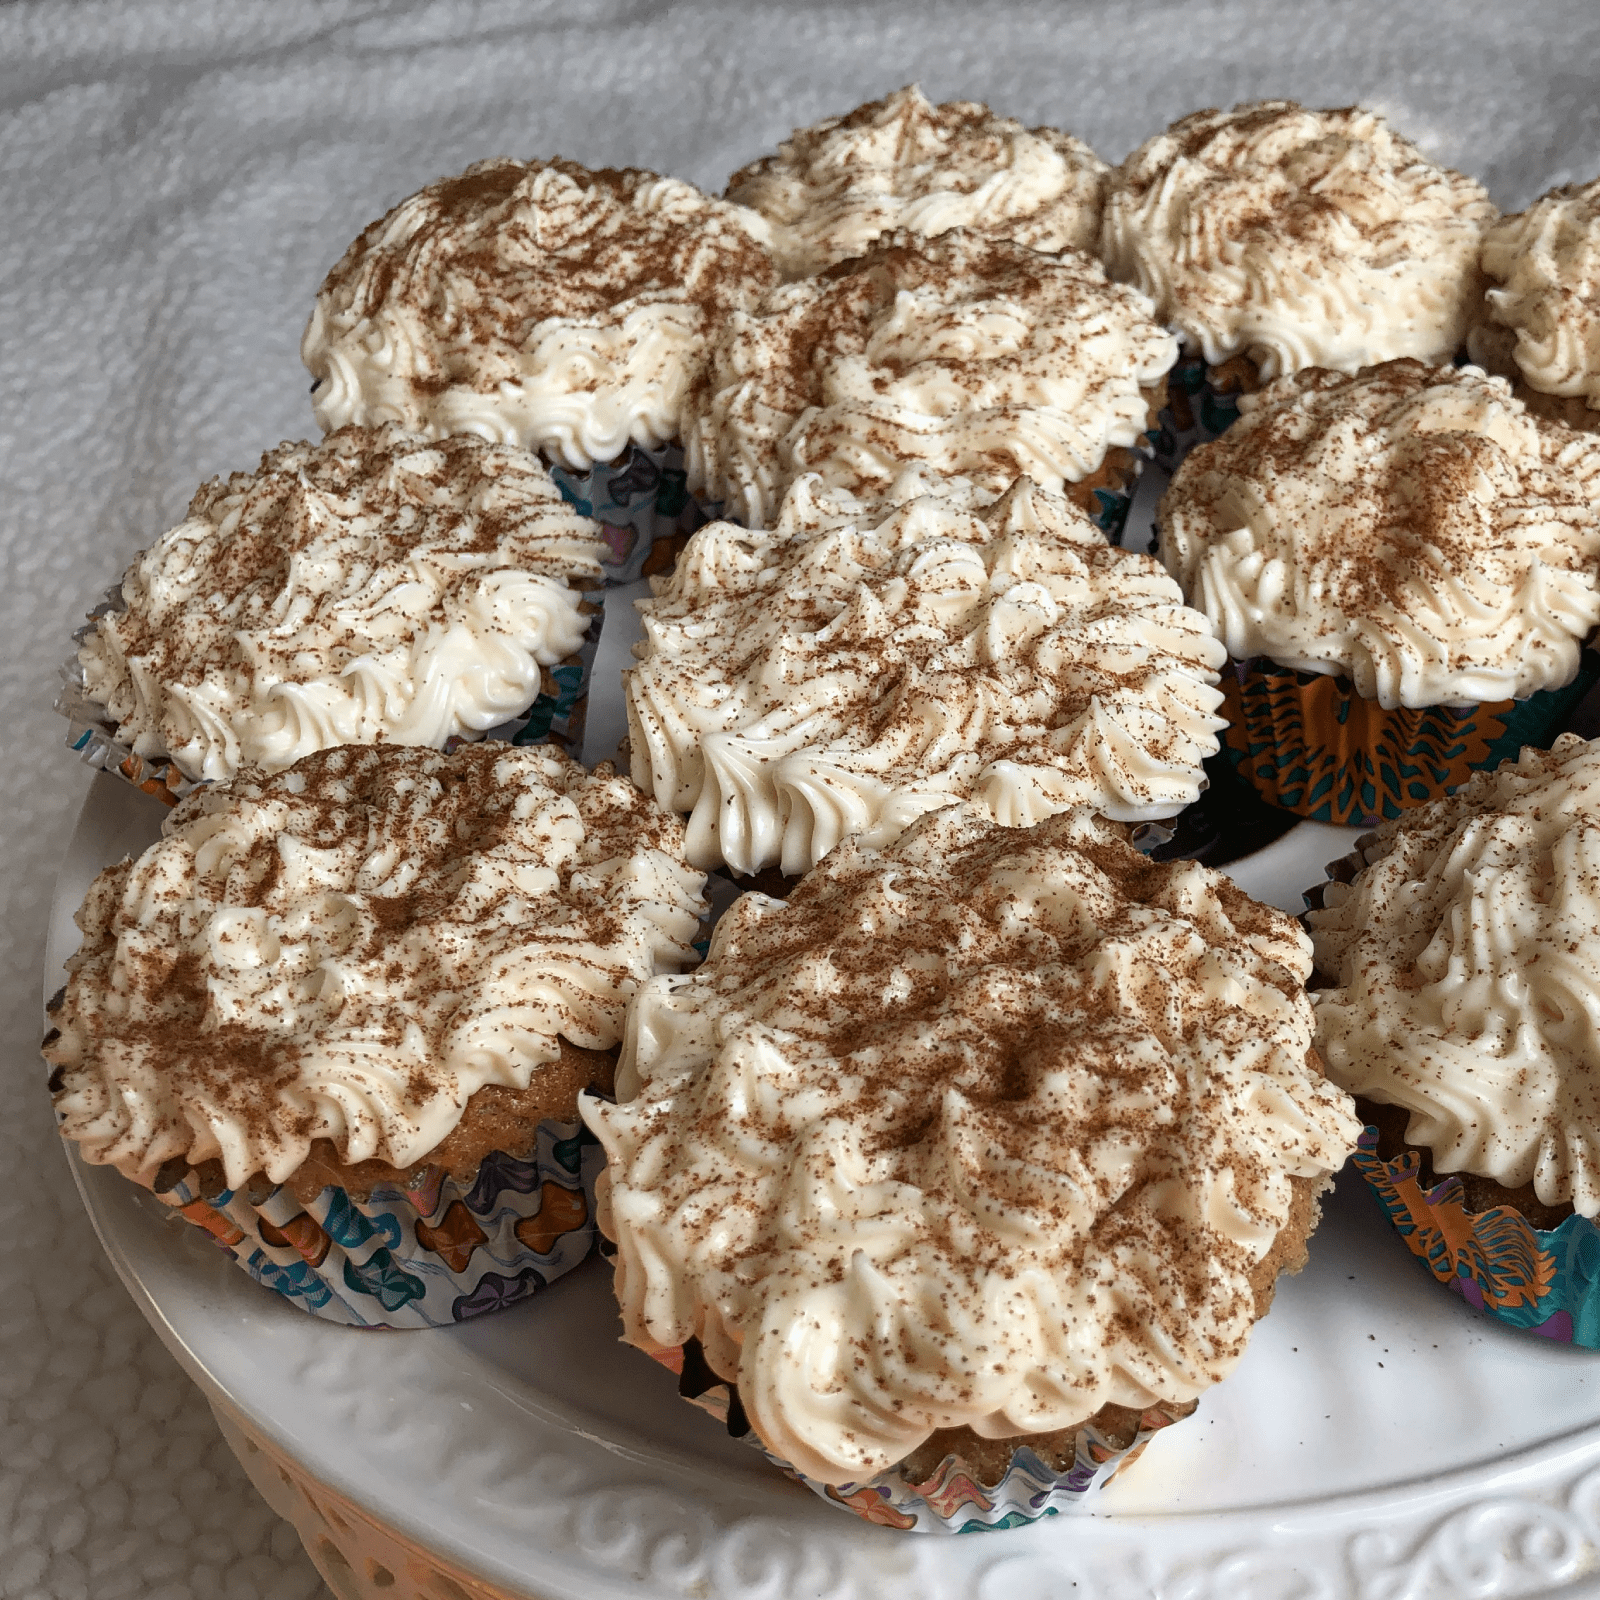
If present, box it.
[726,83,1107,279]
[78,425,603,784]
[682,227,1177,528]
[1102,102,1497,381]
[584,803,1360,1486]
[1476,175,1600,413]
[301,158,777,470]
[1158,360,1600,709]
[1310,734,1600,1215]
[626,476,1227,875]
[46,743,706,1191]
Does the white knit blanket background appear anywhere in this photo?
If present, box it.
[3,3,1598,1593]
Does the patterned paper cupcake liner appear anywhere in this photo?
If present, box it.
[57,584,604,807]
[1062,443,1145,544]
[1350,1126,1600,1347]
[1218,652,1600,828]
[646,1340,1190,1533]
[1149,354,1262,473]
[153,1119,605,1329]
[545,440,714,584]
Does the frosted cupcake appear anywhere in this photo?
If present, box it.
[585,802,1361,1530]
[626,475,1226,877]
[1159,359,1600,826]
[682,227,1177,537]
[301,158,777,580]
[61,425,603,802]
[1104,102,1497,467]
[1308,735,1600,1344]
[726,83,1107,279]
[43,742,705,1327]
[1471,175,1600,434]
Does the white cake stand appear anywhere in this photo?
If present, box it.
[46,594,1600,1600]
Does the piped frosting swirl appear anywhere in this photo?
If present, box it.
[1476,175,1600,414]
[682,227,1176,528]
[302,158,776,469]
[1310,734,1600,1215]
[47,743,706,1190]
[626,476,1226,875]
[727,84,1107,279]
[585,803,1360,1485]
[78,426,603,783]
[1103,102,1497,380]
[1158,360,1600,709]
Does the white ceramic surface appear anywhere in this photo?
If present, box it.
[45,735,1600,1599]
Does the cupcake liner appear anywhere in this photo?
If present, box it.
[1149,354,1262,473]
[647,1341,1190,1533]
[1062,443,1144,543]
[546,440,714,584]
[1130,751,1299,867]
[152,1118,605,1328]
[57,584,605,806]
[1218,651,1600,827]
[1349,1126,1600,1346]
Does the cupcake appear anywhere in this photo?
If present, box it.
[1471,175,1600,434]
[1103,102,1498,468]
[726,83,1107,279]
[43,742,706,1327]
[583,802,1361,1529]
[681,227,1177,538]
[60,425,604,801]
[626,474,1226,877]
[1307,734,1600,1344]
[300,158,778,579]
[1158,359,1600,827]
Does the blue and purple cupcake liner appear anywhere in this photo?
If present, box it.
[648,1340,1192,1533]
[1148,353,1261,473]
[151,1118,605,1329]
[545,440,714,583]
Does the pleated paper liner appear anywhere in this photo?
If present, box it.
[1062,442,1144,543]
[1347,1102,1600,1347]
[57,583,604,807]
[545,439,714,583]
[1218,651,1600,827]
[148,1116,605,1329]
[1131,751,1299,867]
[1149,353,1263,473]
[645,1339,1194,1533]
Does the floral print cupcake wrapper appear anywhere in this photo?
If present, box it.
[647,1341,1189,1534]
[546,441,714,585]
[1351,1126,1600,1347]
[153,1119,604,1329]
[1218,652,1600,828]
[56,585,605,807]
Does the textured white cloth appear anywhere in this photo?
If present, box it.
[4,3,1600,1593]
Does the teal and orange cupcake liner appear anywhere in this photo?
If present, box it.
[1351,1125,1600,1346]
[646,1340,1191,1533]
[1218,652,1600,827]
